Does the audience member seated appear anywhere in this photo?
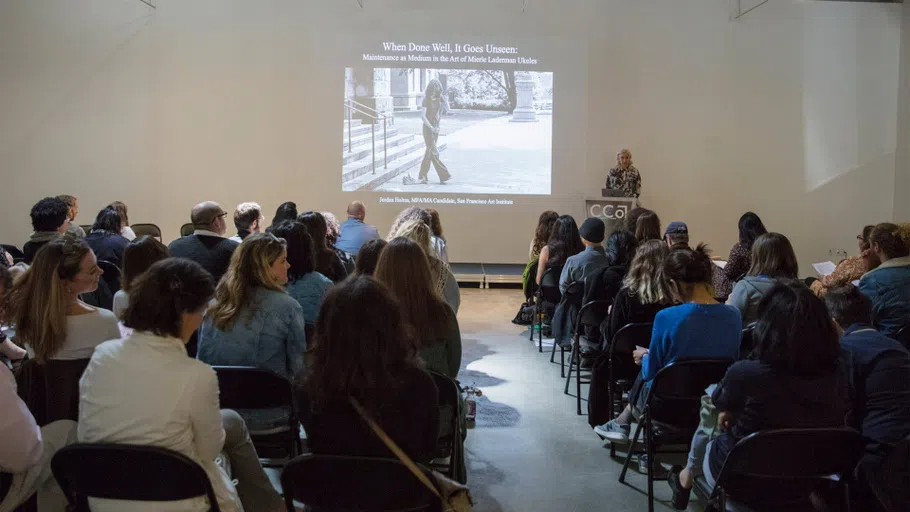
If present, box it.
[559,217,608,293]
[354,239,387,276]
[824,287,910,479]
[0,266,26,363]
[713,212,767,298]
[594,245,741,442]
[521,210,558,301]
[602,239,671,345]
[269,201,298,229]
[295,275,440,463]
[23,197,70,264]
[57,194,85,239]
[624,207,651,233]
[167,201,239,283]
[387,206,432,240]
[536,214,584,285]
[198,233,306,383]
[0,246,11,268]
[269,220,332,328]
[0,363,77,511]
[588,230,639,303]
[7,236,119,363]
[634,210,662,243]
[321,211,356,274]
[113,236,169,320]
[228,202,263,243]
[84,206,130,269]
[810,225,874,297]
[426,208,449,264]
[859,223,910,338]
[375,238,462,379]
[392,219,461,313]
[78,258,282,512]
[664,221,690,250]
[297,212,347,283]
[335,200,380,256]
[669,281,849,507]
[109,201,136,241]
[726,232,799,325]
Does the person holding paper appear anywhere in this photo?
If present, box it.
[809,225,874,297]
[713,212,767,298]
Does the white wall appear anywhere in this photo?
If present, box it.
[0,0,903,269]
[896,0,910,222]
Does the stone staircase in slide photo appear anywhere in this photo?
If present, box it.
[341,119,447,191]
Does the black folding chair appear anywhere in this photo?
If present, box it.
[606,323,653,426]
[212,366,300,466]
[551,280,583,375]
[618,359,734,512]
[533,265,563,352]
[427,371,466,483]
[97,260,121,295]
[51,443,221,511]
[693,428,865,512]
[738,326,754,360]
[280,454,441,512]
[0,244,24,264]
[180,223,195,237]
[565,299,611,415]
[131,223,163,241]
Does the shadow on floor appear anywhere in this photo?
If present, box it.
[461,337,496,369]
[465,448,507,512]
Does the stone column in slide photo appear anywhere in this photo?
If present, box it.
[350,67,393,124]
[511,79,538,122]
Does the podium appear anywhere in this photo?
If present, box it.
[585,196,637,235]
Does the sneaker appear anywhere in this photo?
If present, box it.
[638,455,670,479]
[418,177,429,185]
[593,420,630,443]
[667,466,692,510]
[440,173,451,184]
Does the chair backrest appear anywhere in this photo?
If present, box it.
[562,280,585,308]
[646,359,733,427]
[608,322,653,382]
[1,244,24,263]
[280,454,440,512]
[524,259,539,299]
[130,223,162,241]
[180,223,195,237]
[212,366,295,411]
[97,260,121,295]
[51,443,220,510]
[15,358,90,426]
[738,326,754,359]
[577,300,611,331]
[894,326,910,350]
[538,265,563,305]
[427,371,460,454]
[714,428,865,506]
[79,225,92,234]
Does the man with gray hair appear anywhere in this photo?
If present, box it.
[229,202,263,243]
[335,200,380,256]
[167,201,239,282]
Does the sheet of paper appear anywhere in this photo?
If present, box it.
[812,261,837,276]
[713,260,727,269]
[852,280,861,287]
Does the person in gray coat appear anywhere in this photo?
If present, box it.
[726,232,799,325]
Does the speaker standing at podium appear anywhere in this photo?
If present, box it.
[604,149,642,199]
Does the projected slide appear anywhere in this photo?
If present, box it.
[342,67,553,195]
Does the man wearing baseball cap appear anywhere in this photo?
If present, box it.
[665,221,690,250]
[559,217,610,293]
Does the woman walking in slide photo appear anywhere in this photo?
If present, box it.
[404,78,452,185]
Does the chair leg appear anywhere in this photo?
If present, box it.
[646,416,655,512]
[561,345,566,376]
[537,306,543,352]
[564,346,574,394]
[576,355,583,415]
[619,420,643,483]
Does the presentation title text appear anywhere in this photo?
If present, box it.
[363,42,538,65]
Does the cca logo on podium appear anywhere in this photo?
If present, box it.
[589,204,628,220]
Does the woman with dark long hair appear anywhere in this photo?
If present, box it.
[726,232,798,325]
[535,215,584,285]
[270,201,298,228]
[530,210,559,261]
[297,211,348,283]
[268,220,333,327]
[296,276,439,463]
[713,212,767,298]
[634,211,662,243]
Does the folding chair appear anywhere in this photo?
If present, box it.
[550,280,583,375]
[97,260,121,295]
[131,223,163,242]
[618,359,733,512]
[606,322,653,427]
[280,454,441,512]
[693,428,865,512]
[427,371,466,483]
[533,265,563,352]
[180,223,195,237]
[0,244,24,264]
[51,443,221,511]
[738,326,754,360]
[565,299,611,415]
[212,366,300,466]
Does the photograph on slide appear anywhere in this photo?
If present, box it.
[342,67,553,195]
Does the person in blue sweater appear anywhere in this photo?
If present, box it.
[594,244,742,442]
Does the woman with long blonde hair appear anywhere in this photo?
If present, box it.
[392,219,461,313]
[4,235,119,363]
[603,240,671,345]
[197,233,307,381]
[374,238,461,378]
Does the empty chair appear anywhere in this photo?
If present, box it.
[51,443,221,511]
[565,298,611,415]
[130,223,163,241]
[180,223,195,237]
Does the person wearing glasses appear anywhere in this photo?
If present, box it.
[167,201,240,283]
[808,225,875,297]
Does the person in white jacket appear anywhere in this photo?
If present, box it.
[78,258,282,512]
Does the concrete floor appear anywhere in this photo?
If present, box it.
[458,288,703,512]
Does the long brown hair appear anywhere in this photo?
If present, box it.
[121,236,169,294]
[3,236,89,362]
[209,233,287,330]
[624,240,669,305]
[634,211,662,242]
[425,208,444,238]
[301,276,418,416]
[109,201,130,226]
[374,238,452,349]
[531,210,558,258]
[747,232,798,279]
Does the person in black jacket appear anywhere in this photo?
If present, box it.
[22,197,70,264]
[83,206,129,269]
[167,201,239,283]
[601,239,671,346]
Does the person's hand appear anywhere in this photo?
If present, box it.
[632,347,648,366]
[717,411,734,431]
